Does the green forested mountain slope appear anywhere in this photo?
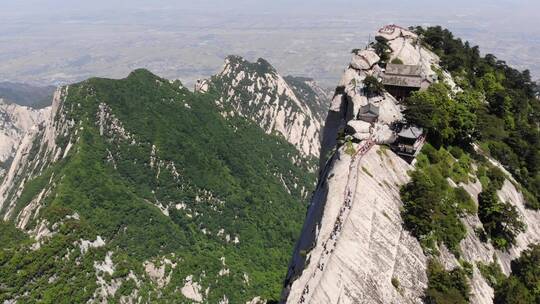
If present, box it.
[0,69,315,303]
[402,26,540,208]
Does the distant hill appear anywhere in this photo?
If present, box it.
[0,82,55,109]
[203,56,329,158]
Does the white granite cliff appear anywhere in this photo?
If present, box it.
[0,87,71,226]
[282,25,540,304]
[0,99,50,180]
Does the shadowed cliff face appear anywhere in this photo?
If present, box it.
[281,25,540,304]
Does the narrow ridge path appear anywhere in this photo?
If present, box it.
[298,138,375,303]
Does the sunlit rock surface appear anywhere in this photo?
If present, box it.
[282,25,540,304]
[0,99,50,179]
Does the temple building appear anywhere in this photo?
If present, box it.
[357,103,379,123]
[391,125,425,162]
[382,63,432,101]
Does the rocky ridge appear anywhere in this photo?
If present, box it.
[281,25,540,304]
[200,55,327,158]
[0,87,69,226]
[0,69,316,303]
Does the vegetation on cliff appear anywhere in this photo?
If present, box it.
[400,144,475,255]
[399,26,539,303]
[494,244,540,303]
[479,245,540,303]
[411,25,540,210]
[424,260,470,304]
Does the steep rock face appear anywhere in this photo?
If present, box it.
[0,87,70,225]
[283,146,428,303]
[282,25,540,304]
[0,99,50,180]
[205,56,326,158]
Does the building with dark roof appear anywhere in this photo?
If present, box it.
[391,125,425,162]
[382,63,432,101]
[357,103,379,123]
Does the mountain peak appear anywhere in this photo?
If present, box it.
[206,56,326,158]
[255,57,274,69]
[0,67,316,303]
[126,68,161,81]
[282,24,540,304]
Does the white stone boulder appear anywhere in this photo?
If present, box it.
[352,132,371,141]
[339,68,363,88]
[351,95,368,116]
[181,275,203,302]
[194,79,209,93]
[351,50,380,70]
[377,24,418,41]
[371,123,396,144]
[376,93,403,124]
[347,120,371,134]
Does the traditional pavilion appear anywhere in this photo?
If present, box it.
[357,103,380,123]
[391,125,425,162]
[382,64,432,101]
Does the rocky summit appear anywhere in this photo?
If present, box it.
[281,25,540,304]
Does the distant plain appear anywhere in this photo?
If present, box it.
[1,0,539,88]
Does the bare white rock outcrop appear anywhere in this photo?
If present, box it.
[0,87,71,225]
[0,99,50,179]
[180,274,204,303]
[203,56,324,158]
[282,25,540,304]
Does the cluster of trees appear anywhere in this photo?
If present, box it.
[400,144,475,254]
[424,260,470,304]
[404,83,478,148]
[401,143,526,255]
[479,245,540,303]
[371,36,392,67]
[400,26,540,302]
[478,184,525,250]
[410,26,540,210]
[0,221,28,249]
[363,75,384,97]
[494,244,540,303]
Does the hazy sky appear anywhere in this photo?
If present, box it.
[4,0,538,18]
[2,0,539,87]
